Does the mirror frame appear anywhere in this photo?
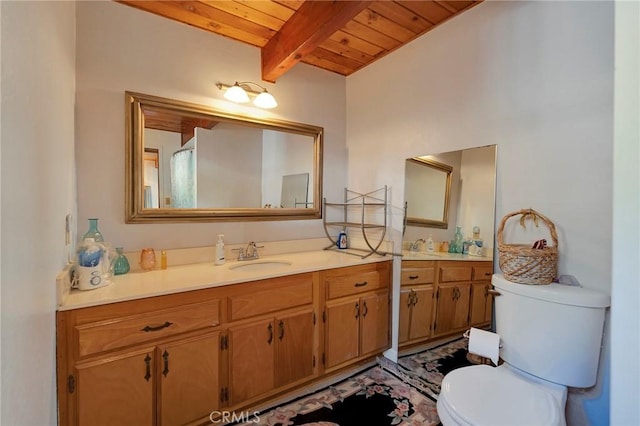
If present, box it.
[405,157,452,229]
[125,92,324,223]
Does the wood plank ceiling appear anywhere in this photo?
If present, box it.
[117,0,482,82]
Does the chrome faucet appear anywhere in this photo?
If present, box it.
[409,238,426,252]
[235,241,263,261]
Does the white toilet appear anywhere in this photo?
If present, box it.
[437,274,610,426]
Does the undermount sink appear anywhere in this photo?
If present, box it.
[228,260,292,272]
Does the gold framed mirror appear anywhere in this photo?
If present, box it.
[404,157,453,229]
[125,92,323,223]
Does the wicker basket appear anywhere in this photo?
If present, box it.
[497,209,558,285]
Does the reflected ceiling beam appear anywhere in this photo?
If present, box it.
[261,1,373,82]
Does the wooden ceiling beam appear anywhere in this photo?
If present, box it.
[261,0,373,82]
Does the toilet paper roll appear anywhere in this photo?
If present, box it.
[468,327,500,366]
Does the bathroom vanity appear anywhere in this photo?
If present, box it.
[56,251,391,426]
[399,254,493,348]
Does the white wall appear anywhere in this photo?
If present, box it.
[0,1,76,424]
[75,1,346,251]
[458,146,496,249]
[347,1,614,423]
[195,125,263,207]
[611,1,640,424]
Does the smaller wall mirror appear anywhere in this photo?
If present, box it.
[125,92,324,223]
[404,157,453,229]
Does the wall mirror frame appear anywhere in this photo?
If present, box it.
[404,157,453,229]
[125,91,324,223]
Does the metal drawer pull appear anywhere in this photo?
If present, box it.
[354,281,368,287]
[487,289,502,297]
[141,321,173,332]
[267,323,273,345]
[408,275,419,280]
[278,320,285,341]
[162,350,170,377]
[144,354,152,382]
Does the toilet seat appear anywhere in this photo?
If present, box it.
[438,364,563,426]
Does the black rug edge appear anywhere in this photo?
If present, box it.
[224,364,380,425]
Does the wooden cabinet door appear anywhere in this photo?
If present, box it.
[158,332,220,426]
[451,283,471,330]
[410,287,434,341]
[483,285,494,323]
[435,283,471,334]
[398,289,413,344]
[275,309,314,388]
[360,291,389,356]
[228,319,275,405]
[75,347,154,426]
[470,282,494,326]
[434,283,457,335]
[324,299,359,369]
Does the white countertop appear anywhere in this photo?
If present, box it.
[58,249,390,311]
[401,250,493,262]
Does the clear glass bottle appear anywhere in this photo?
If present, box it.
[113,247,130,275]
[83,218,104,243]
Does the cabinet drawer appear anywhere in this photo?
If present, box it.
[439,265,472,282]
[229,273,313,321]
[325,262,390,300]
[76,299,221,357]
[401,267,435,286]
[472,265,493,281]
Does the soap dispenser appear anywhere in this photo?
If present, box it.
[215,235,225,265]
[426,235,435,253]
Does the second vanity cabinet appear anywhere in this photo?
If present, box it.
[399,259,493,348]
[398,261,435,345]
[322,262,391,371]
[57,260,391,426]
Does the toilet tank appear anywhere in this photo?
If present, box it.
[492,274,609,388]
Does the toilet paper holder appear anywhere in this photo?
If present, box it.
[463,328,503,348]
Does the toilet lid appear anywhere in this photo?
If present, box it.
[440,365,560,426]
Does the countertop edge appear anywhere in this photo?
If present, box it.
[58,249,391,311]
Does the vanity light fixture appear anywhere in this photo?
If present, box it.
[216,81,278,109]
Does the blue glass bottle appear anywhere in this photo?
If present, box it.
[453,226,464,253]
[113,247,130,275]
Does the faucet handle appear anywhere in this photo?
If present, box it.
[233,247,246,260]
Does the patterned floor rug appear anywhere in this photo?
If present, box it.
[229,338,471,426]
[378,337,470,401]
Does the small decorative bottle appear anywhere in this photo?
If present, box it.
[140,248,156,271]
[454,226,464,253]
[161,250,168,270]
[83,218,104,242]
[113,248,130,275]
